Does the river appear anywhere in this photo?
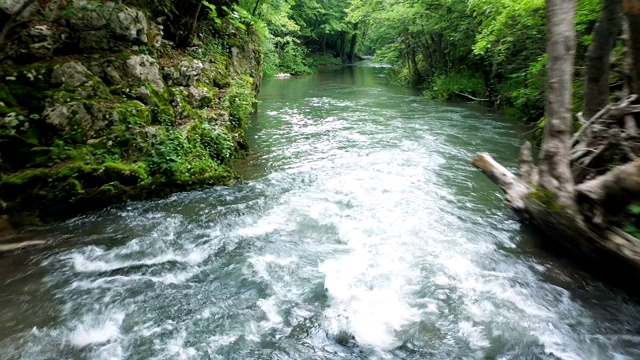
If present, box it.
[2,62,640,359]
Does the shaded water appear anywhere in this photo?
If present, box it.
[2,62,640,359]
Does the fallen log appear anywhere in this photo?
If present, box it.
[472,152,531,211]
[473,151,640,273]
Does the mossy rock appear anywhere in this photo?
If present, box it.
[1,63,57,114]
[0,161,148,223]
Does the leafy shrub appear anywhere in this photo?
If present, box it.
[225,75,256,128]
[423,71,487,101]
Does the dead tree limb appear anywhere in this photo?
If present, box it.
[472,153,531,211]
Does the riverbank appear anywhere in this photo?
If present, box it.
[0,1,263,228]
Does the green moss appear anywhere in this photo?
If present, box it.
[0,161,151,222]
[145,84,175,125]
[0,17,261,226]
[527,187,565,213]
[0,84,22,116]
[2,63,56,114]
[114,100,152,125]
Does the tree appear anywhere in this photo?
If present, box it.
[583,0,622,119]
[624,0,640,94]
[537,0,577,207]
[474,0,640,271]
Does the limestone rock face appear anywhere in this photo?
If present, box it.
[0,0,38,18]
[164,59,205,87]
[23,25,62,58]
[52,62,93,88]
[65,0,109,30]
[63,0,161,49]
[109,3,150,43]
[0,1,263,226]
[43,101,118,138]
[125,55,165,92]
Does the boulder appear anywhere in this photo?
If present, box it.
[43,101,118,138]
[66,0,109,31]
[51,61,93,87]
[65,0,160,47]
[164,59,205,87]
[0,0,38,19]
[23,25,63,58]
[187,85,213,109]
[125,55,165,92]
[109,3,149,44]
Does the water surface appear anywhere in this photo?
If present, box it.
[2,62,640,359]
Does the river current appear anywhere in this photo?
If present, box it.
[2,62,640,359]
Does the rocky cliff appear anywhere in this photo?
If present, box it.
[0,0,262,227]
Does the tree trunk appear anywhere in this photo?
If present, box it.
[624,0,640,94]
[584,0,622,119]
[537,0,577,207]
[472,0,640,275]
[347,22,359,62]
[252,0,262,16]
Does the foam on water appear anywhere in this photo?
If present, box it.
[67,311,125,348]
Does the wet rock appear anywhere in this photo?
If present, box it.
[334,330,357,347]
[125,55,165,92]
[52,61,93,87]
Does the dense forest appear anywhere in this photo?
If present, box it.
[250,0,599,123]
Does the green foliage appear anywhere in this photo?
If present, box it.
[264,34,313,75]
[423,72,487,101]
[310,53,343,66]
[622,204,640,239]
[225,75,257,128]
[188,34,226,63]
